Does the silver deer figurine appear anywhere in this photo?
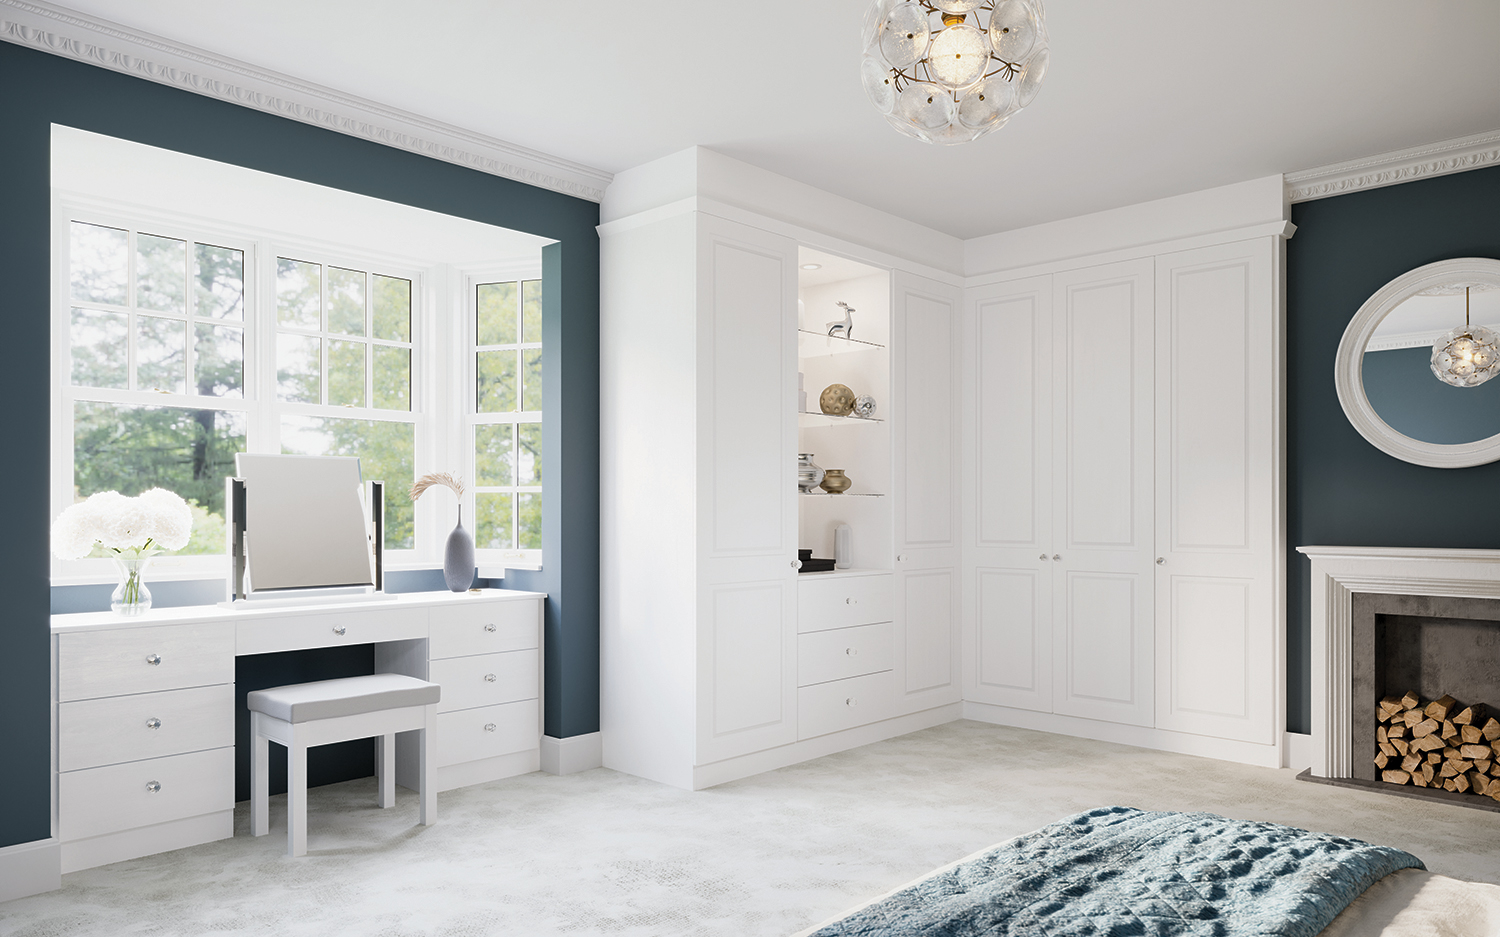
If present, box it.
[827,301,855,340]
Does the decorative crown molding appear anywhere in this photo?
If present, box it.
[0,0,611,203]
[1286,128,1500,203]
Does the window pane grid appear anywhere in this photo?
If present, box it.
[471,277,541,554]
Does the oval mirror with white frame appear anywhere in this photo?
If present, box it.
[1337,258,1500,467]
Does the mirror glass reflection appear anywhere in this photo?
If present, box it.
[1362,284,1500,445]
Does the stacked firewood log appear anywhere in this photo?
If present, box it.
[1377,691,1500,801]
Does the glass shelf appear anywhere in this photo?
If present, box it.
[798,329,885,357]
[799,491,885,498]
[798,409,884,427]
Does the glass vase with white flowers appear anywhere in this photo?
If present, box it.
[51,489,194,615]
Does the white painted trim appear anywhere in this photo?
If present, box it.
[1284,731,1313,772]
[961,702,1283,769]
[541,732,602,776]
[1297,545,1500,781]
[1287,129,1500,204]
[0,837,61,903]
[1334,258,1500,468]
[60,810,231,873]
[690,703,962,790]
[1364,328,1451,352]
[0,0,610,202]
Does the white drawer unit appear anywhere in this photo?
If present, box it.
[798,670,896,740]
[59,747,235,842]
[428,650,540,714]
[58,624,235,701]
[797,622,894,687]
[797,574,893,633]
[437,699,539,768]
[236,605,428,655]
[429,600,539,659]
[58,684,235,772]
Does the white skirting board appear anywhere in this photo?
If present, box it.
[962,702,1284,769]
[541,732,603,776]
[0,837,61,903]
[1284,731,1313,771]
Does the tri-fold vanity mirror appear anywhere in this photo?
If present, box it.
[1336,258,1500,468]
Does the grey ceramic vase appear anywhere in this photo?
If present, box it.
[444,505,476,592]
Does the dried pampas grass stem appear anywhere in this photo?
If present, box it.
[409,472,465,502]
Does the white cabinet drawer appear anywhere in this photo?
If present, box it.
[797,574,893,633]
[428,650,539,714]
[237,605,428,655]
[428,599,539,660]
[798,622,893,687]
[59,684,234,772]
[798,670,895,740]
[59,625,234,702]
[437,699,539,767]
[59,747,233,842]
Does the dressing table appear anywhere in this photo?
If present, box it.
[51,587,545,873]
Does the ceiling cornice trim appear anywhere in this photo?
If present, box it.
[0,0,611,202]
[1286,129,1500,204]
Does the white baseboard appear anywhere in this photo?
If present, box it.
[61,811,232,874]
[691,703,964,790]
[1283,731,1313,771]
[961,702,1283,769]
[541,732,602,776]
[437,749,540,792]
[0,837,61,903]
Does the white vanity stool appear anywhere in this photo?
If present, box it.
[248,673,441,857]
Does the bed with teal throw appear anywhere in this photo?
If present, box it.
[807,806,1424,937]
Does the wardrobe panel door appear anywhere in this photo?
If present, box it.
[699,579,798,763]
[963,276,1054,711]
[1052,259,1155,726]
[893,271,962,714]
[1154,239,1277,744]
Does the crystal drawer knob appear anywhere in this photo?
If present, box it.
[846,648,857,656]
[1156,557,1165,565]
[484,723,497,732]
[484,623,497,633]
[845,598,857,605]
[145,654,162,666]
[145,781,161,794]
[145,718,162,730]
[845,697,858,708]
[1039,553,1048,560]
[484,673,497,683]
[332,626,347,636]
[1052,554,1061,561]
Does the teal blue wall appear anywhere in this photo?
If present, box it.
[0,40,600,849]
[1287,162,1500,734]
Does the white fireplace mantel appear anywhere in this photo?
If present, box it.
[1298,545,1500,779]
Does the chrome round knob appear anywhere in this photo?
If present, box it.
[332,626,347,636]
[1156,557,1165,565]
[484,673,497,683]
[845,697,858,707]
[845,597,857,605]
[484,623,497,633]
[145,654,162,666]
[145,718,162,730]
[145,781,161,793]
[483,723,497,732]
[845,647,857,656]
[897,554,907,562]
[791,560,801,569]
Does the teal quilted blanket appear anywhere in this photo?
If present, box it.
[809,806,1424,937]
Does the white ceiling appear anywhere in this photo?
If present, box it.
[36,0,1500,240]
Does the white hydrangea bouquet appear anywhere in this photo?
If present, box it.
[52,489,194,615]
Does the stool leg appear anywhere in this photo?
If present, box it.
[251,713,269,837]
[420,705,436,826]
[288,733,308,857]
[377,732,395,809]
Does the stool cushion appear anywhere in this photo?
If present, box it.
[247,673,440,724]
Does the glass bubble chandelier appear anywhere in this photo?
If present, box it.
[861,0,1048,145]
[1431,287,1500,388]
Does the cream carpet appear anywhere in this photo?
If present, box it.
[4,720,1499,936]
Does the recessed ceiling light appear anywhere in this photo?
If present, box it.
[801,263,822,270]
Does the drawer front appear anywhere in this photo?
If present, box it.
[798,622,894,687]
[428,650,539,713]
[437,699,539,767]
[429,599,540,660]
[236,605,427,656]
[798,670,895,741]
[59,747,234,842]
[59,625,234,702]
[60,684,234,772]
[797,575,893,633]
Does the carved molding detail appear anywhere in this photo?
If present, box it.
[0,0,610,202]
[1286,129,1500,203]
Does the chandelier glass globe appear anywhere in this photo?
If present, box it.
[862,0,1049,145]
[1430,286,1500,388]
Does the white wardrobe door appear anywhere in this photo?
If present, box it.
[694,213,799,765]
[892,270,963,714]
[963,275,1054,712]
[1051,259,1155,727]
[1154,238,1277,744]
